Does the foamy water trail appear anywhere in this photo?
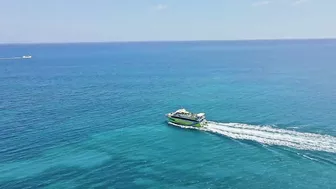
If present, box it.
[0,57,22,60]
[168,121,336,153]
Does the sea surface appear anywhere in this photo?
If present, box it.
[1,40,336,189]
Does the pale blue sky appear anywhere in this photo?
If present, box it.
[1,0,335,43]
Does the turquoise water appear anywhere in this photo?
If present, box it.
[1,40,336,188]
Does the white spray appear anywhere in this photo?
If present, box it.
[168,121,336,153]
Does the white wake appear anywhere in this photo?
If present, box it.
[0,57,22,60]
[168,121,336,153]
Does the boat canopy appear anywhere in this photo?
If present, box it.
[197,113,205,117]
[174,109,205,117]
[175,109,189,114]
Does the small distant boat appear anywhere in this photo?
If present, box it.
[166,109,207,127]
[22,55,32,59]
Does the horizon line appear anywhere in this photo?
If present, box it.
[1,37,336,45]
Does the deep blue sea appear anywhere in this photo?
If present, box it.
[1,40,336,189]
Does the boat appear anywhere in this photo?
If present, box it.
[22,55,32,59]
[166,109,207,127]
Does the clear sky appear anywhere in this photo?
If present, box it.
[1,0,335,43]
